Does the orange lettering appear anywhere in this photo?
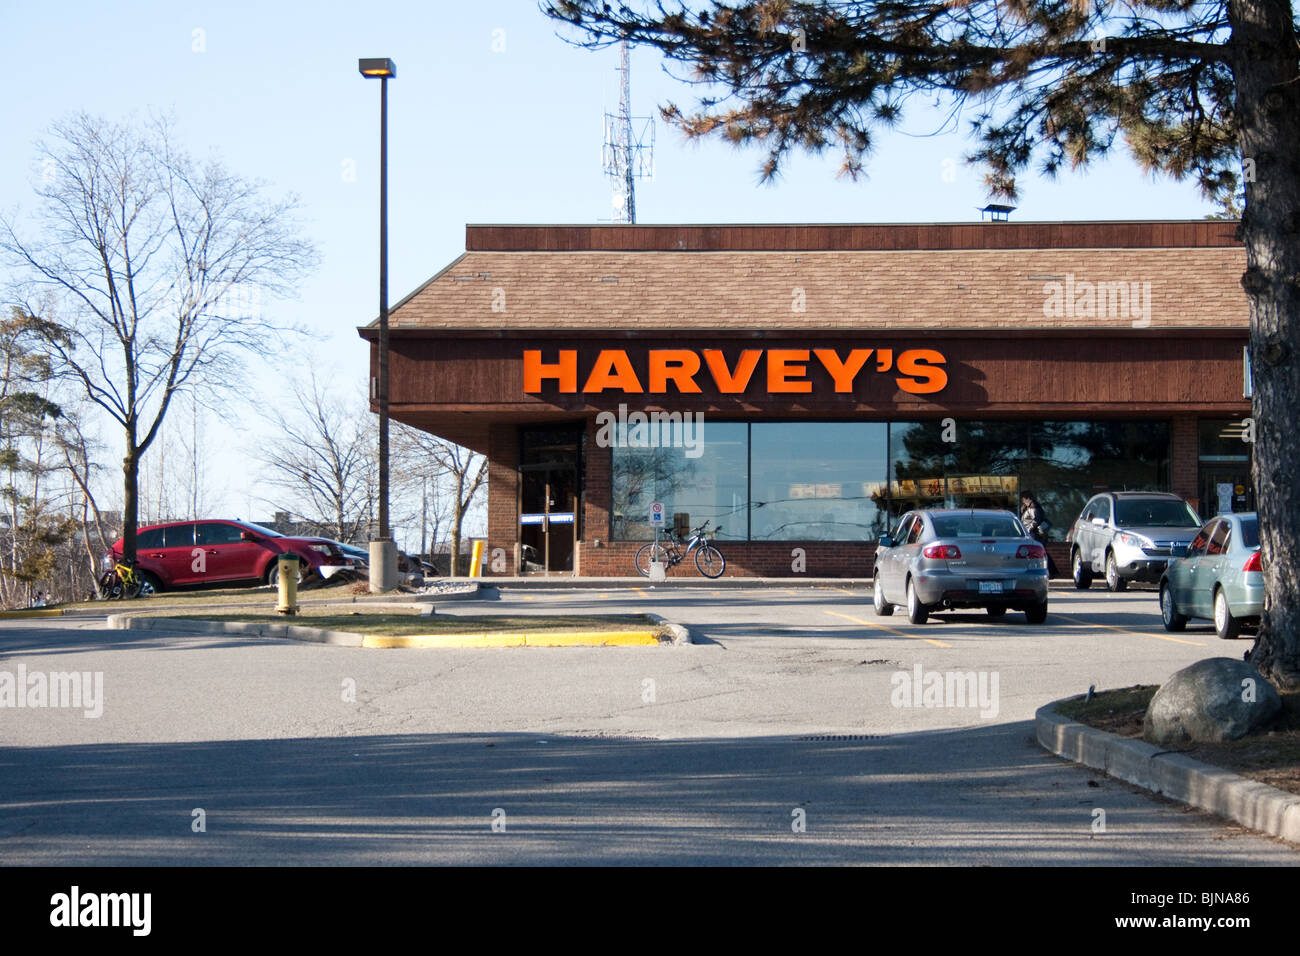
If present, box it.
[812,348,872,393]
[523,350,577,393]
[767,350,812,393]
[582,349,644,393]
[701,349,762,394]
[895,349,948,395]
[648,350,703,393]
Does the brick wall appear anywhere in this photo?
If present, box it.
[1171,414,1200,510]
[576,539,1072,578]
[486,424,519,575]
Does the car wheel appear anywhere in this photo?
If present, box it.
[1105,552,1127,592]
[1024,598,1049,625]
[1072,549,1092,589]
[906,577,929,625]
[1214,589,1241,640]
[1159,582,1187,632]
[136,572,161,598]
[873,573,894,616]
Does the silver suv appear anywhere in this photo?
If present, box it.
[1067,492,1202,591]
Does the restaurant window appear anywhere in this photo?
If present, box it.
[887,421,1027,520]
[1025,420,1171,539]
[750,423,888,541]
[611,422,748,540]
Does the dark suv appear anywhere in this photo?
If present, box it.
[110,519,348,593]
[1067,492,1202,591]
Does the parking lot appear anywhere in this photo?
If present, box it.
[0,583,1290,865]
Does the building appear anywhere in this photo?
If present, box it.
[359,220,1253,577]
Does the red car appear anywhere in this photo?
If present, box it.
[109,519,348,594]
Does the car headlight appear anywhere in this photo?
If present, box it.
[308,544,333,554]
[1117,532,1153,549]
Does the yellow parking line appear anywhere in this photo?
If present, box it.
[1055,613,1207,647]
[634,588,649,599]
[827,587,857,595]
[823,610,952,648]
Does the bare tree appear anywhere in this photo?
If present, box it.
[258,372,376,542]
[55,408,115,599]
[1,112,316,563]
[393,425,486,576]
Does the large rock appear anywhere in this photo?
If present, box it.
[1144,658,1282,747]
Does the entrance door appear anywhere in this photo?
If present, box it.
[1200,465,1254,519]
[519,465,578,575]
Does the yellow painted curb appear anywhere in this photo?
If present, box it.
[0,608,66,619]
[362,630,661,648]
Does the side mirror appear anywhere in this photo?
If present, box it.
[1171,544,1188,558]
[240,531,256,541]
[878,535,894,549]
[1091,517,1105,527]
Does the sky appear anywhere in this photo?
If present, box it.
[0,0,1221,550]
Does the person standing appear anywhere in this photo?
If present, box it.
[1020,492,1059,577]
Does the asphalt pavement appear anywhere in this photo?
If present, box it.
[0,585,1293,864]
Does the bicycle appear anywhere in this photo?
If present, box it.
[98,556,143,600]
[635,521,727,578]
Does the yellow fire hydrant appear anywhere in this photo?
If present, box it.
[276,553,299,615]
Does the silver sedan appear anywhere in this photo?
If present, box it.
[873,509,1051,624]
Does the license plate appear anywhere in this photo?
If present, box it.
[977,581,1003,594]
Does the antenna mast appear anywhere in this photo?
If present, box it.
[602,40,654,223]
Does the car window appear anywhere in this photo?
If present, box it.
[1187,525,1212,557]
[906,517,925,545]
[1113,498,1201,528]
[137,527,164,549]
[162,524,194,548]
[1208,520,1230,555]
[196,522,245,545]
[892,515,913,542]
[1080,500,1097,523]
[1095,498,1112,523]
[1239,516,1259,549]
[932,515,1024,538]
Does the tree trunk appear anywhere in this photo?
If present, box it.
[1230,0,1300,688]
[122,442,139,562]
[449,470,466,577]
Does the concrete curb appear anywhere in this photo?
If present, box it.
[106,614,365,647]
[1036,697,1300,844]
[475,577,1083,591]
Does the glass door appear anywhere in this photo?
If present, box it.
[519,465,578,575]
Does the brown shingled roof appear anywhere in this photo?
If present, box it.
[372,223,1249,333]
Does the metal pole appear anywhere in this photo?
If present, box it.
[378,74,390,541]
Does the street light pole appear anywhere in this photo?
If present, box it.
[359,57,398,591]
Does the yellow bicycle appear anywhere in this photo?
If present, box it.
[98,557,143,599]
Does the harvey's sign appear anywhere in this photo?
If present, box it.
[523,347,948,396]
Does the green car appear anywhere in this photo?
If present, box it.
[1159,512,1264,640]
